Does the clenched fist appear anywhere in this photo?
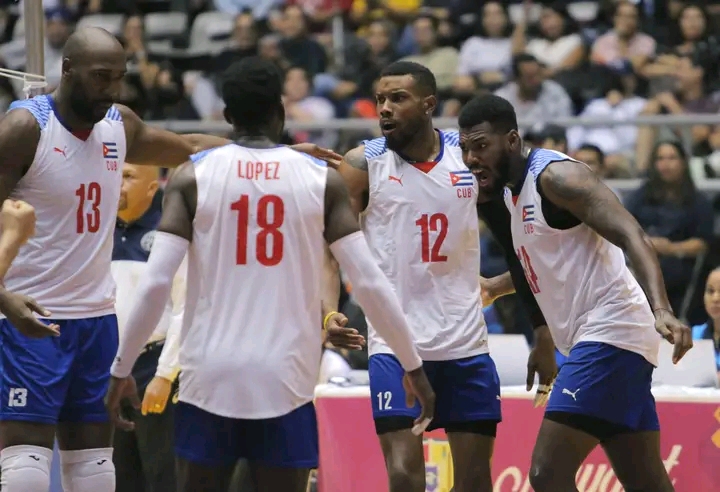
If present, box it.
[1,199,36,245]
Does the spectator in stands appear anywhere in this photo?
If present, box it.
[644,3,720,93]
[536,124,567,153]
[286,0,353,30]
[213,0,284,20]
[692,268,720,383]
[213,12,259,73]
[512,1,584,77]
[453,2,512,97]
[400,13,458,98]
[590,0,656,75]
[350,0,421,29]
[574,143,606,177]
[258,33,291,71]
[566,70,644,175]
[43,6,72,89]
[625,141,714,321]
[635,56,720,171]
[494,53,573,127]
[283,66,338,149]
[278,4,327,77]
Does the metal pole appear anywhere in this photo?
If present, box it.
[331,0,344,71]
[23,0,45,97]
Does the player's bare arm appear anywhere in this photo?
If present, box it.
[0,110,59,337]
[539,160,693,362]
[107,162,196,429]
[324,166,434,431]
[479,272,514,307]
[338,145,370,217]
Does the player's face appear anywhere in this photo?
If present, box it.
[460,122,517,199]
[375,75,434,152]
[66,52,127,124]
[704,270,720,321]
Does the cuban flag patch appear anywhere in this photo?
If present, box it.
[449,170,474,187]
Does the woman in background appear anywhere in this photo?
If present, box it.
[692,268,720,386]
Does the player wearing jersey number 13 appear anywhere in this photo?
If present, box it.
[106,57,434,492]
[458,94,692,492]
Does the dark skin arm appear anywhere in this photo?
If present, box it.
[338,145,370,218]
[155,161,197,240]
[539,160,692,363]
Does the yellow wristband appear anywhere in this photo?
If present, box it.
[323,311,339,331]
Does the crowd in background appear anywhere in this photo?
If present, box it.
[0,0,717,383]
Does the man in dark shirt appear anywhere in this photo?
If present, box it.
[112,164,179,492]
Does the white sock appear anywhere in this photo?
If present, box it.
[0,444,53,492]
[59,447,115,492]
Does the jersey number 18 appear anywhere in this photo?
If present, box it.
[232,194,285,266]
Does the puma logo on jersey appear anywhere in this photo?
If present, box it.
[53,146,67,158]
[562,388,579,401]
[29,455,40,461]
[97,459,107,465]
[388,175,403,186]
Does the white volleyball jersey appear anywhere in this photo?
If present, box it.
[504,149,660,365]
[180,144,327,419]
[3,95,126,318]
[361,131,487,361]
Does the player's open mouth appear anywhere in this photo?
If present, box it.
[471,168,490,186]
[380,120,398,134]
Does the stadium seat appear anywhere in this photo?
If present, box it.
[144,12,187,41]
[653,340,718,388]
[488,334,531,386]
[568,2,600,23]
[189,11,234,51]
[76,14,125,37]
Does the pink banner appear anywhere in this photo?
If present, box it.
[316,389,720,492]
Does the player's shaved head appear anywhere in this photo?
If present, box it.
[58,27,127,125]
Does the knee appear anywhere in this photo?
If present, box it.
[528,461,562,492]
[60,447,115,492]
[0,444,53,492]
[386,460,425,492]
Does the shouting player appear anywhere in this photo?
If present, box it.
[333,61,554,492]
[459,94,692,492]
[106,57,435,492]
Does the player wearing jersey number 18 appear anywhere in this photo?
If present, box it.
[458,94,692,492]
[106,57,434,492]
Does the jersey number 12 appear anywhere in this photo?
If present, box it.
[232,194,285,266]
[75,182,102,234]
[416,213,448,263]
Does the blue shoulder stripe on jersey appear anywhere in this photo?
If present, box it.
[362,137,387,159]
[443,130,460,147]
[7,94,52,130]
[105,106,122,121]
[299,152,327,167]
[527,148,577,178]
[190,144,234,164]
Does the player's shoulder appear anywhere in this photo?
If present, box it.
[6,94,52,131]
[528,148,578,177]
[441,129,460,148]
[361,137,389,161]
[189,143,237,164]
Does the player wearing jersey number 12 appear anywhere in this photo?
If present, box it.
[107,57,434,492]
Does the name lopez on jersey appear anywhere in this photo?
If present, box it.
[238,160,280,180]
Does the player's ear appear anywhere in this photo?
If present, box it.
[423,95,437,116]
[61,58,71,77]
[507,129,521,152]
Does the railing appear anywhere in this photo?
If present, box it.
[147,114,720,192]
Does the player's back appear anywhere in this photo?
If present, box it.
[360,131,487,361]
[505,148,659,365]
[3,95,126,318]
[180,144,327,419]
